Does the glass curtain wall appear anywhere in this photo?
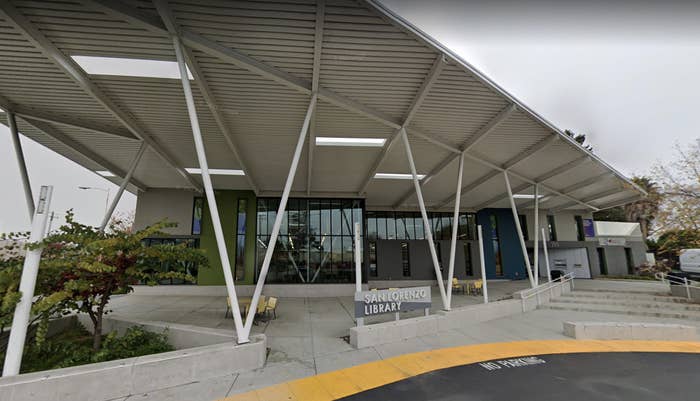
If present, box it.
[366,211,477,241]
[256,198,364,284]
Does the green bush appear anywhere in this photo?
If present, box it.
[1,323,173,374]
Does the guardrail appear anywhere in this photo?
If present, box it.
[519,272,576,301]
[655,272,700,300]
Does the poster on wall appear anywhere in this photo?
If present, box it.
[583,218,595,238]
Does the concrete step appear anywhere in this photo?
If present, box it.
[540,301,700,321]
[551,297,700,312]
[570,287,667,295]
[563,291,689,304]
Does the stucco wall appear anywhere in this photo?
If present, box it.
[134,188,196,235]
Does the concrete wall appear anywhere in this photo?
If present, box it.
[0,336,266,401]
[350,278,573,348]
[134,188,196,235]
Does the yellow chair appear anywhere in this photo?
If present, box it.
[265,297,278,319]
[451,278,463,294]
[472,279,483,295]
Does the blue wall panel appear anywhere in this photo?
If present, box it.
[476,209,528,280]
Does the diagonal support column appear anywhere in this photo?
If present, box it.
[7,111,34,219]
[504,171,535,288]
[243,94,318,338]
[99,141,147,231]
[446,153,464,310]
[172,35,247,342]
[401,128,448,309]
[533,183,540,286]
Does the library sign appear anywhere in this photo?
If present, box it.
[354,286,431,318]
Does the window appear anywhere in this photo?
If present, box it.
[575,215,585,241]
[490,215,503,276]
[547,215,558,241]
[401,242,411,276]
[255,198,363,284]
[235,199,247,281]
[518,214,529,241]
[369,241,378,277]
[464,243,473,276]
[192,197,204,235]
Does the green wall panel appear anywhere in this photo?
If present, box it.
[197,190,257,285]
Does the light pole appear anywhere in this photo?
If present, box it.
[78,186,110,225]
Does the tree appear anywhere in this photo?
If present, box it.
[593,176,661,240]
[623,176,661,239]
[564,129,593,151]
[2,212,208,351]
[652,139,700,233]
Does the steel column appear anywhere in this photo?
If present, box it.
[3,186,52,376]
[533,183,540,286]
[541,228,552,282]
[504,171,535,288]
[99,142,147,231]
[477,225,488,304]
[243,94,318,337]
[173,36,247,342]
[8,111,34,219]
[401,128,448,309]
[446,153,464,309]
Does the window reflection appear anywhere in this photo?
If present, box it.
[255,198,364,284]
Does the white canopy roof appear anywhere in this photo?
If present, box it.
[0,0,645,212]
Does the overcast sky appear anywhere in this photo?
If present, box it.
[1,0,699,233]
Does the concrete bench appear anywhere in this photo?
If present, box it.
[563,321,698,341]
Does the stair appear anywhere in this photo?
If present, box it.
[539,289,700,321]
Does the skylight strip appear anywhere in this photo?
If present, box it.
[185,168,245,176]
[316,137,386,147]
[375,173,426,180]
[71,56,193,80]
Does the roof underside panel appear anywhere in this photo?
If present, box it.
[171,0,316,82]
[410,64,510,148]
[321,0,437,121]
[0,0,643,209]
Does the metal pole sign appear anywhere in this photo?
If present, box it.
[3,185,53,377]
[354,287,431,319]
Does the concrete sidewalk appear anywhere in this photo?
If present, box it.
[107,279,700,401]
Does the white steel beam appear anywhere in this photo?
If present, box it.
[533,183,540,286]
[394,104,516,207]
[437,170,501,209]
[560,172,611,194]
[502,134,558,168]
[446,153,464,310]
[172,35,247,342]
[553,187,626,212]
[472,182,531,211]
[477,225,488,304]
[20,117,148,191]
[0,2,201,191]
[595,194,644,211]
[358,55,446,194]
[243,95,318,339]
[504,171,535,288]
[154,0,258,193]
[533,156,589,182]
[99,141,147,231]
[2,185,52,377]
[401,128,448,309]
[7,111,35,219]
[307,0,325,195]
[0,95,137,141]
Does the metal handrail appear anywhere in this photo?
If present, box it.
[520,272,575,300]
[655,272,699,300]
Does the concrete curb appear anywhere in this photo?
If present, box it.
[563,321,698,341]
[0,335,266,401]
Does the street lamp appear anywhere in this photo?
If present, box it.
[78,186,110,224]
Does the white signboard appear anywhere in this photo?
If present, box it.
[354,286,431,318]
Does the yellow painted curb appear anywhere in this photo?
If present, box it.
[221,340,700,401]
